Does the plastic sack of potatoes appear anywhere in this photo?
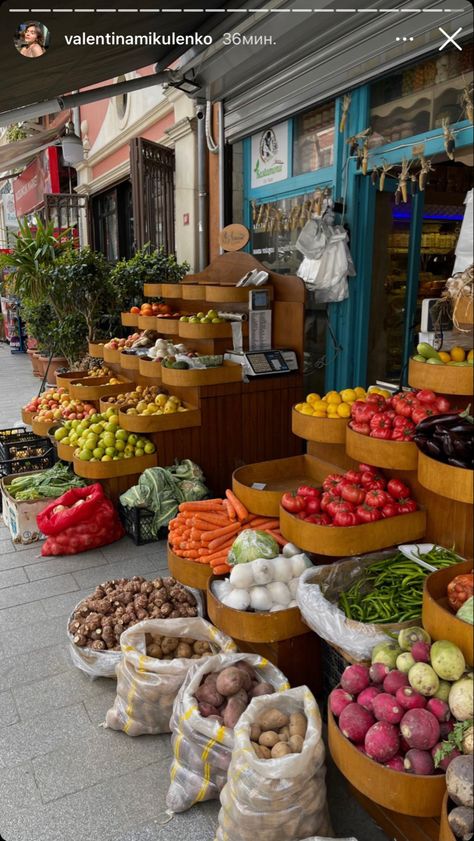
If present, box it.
[166,652,289,813]
[105,618,237,736]
[215,686,332,841]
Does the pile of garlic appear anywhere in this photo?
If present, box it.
[212,544,311,613]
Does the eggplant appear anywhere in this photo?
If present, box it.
[425,440,443,459]
[452,434,473,460]
[445,422,474,436]
[441,433,455,458]
[447,458,471,469]
[415,413,461,433]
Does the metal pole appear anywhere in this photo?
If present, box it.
[196,103,209,271]
[218,101,225,254]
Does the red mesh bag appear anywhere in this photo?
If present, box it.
[38,483,124,556]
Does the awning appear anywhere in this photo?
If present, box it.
[0,115,70,172]
[0,0,247,120]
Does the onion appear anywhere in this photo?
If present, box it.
[222,589,250,611]
[267,582,291,606]
[291,553,310,577]
[282,543,300,558]
[252,557,275,586]
[270,604,287,612]
[249,586,273,611]
[229,563,254,589]
[272,556,293,583]
[288,578,300,597]
[212,579,232,600]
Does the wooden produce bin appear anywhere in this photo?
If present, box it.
[88,342,104,357]
[119,352,140,372]
[138,357,162,379]
[408,358,473,396]
[21,407,34,426]
[103,346,122,364]
[57,441,75,462]
[161,283,183,299]
[346,426,418,471]
[422,559,473,666]
[69,376,133,402]
[55,371,88,389]
[121,312,138,327]
[151,317,180,335]
[31,417,55,437]
[418,451,474,504]
[160,361,242,388]
[72,452,157,480]
[439,793,455,841]
[181,284,205,301]
[168,545,212,590]
[118,403,201,433]
[178,321,247,340]
[292,408,348,444]
[232,454,324,517]
[328,709,446,817]
[350,789,441,841]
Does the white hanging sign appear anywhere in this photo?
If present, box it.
[251,122,288,189]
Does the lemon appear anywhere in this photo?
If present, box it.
[354,386,366,398]
[450,346,466,362]
[313,400,328,413]
[306,393,321,405]
[155,394,168,407]
[327,404,340,415]
[337,403,351,418]
[295,403,305,413]
[313,410,327,417]
[468,349,474,362]
[438,351,451,364]
[327,393,342,405]
[340,388,356,403]
[300,404,314,415]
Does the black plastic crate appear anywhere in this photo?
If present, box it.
[320,639,354,718]
[0,428,51,462]
[118,502,167,546]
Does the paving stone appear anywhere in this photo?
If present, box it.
[0,643,71,690]
[0,544,47,571]
[0,761,42,817]
[0,614,71,657]
[0,565,28,589]
[0,702,94,769]
[0,599,46,627]
[13,539,47,552]
[83,692,121,727]
[110,807,217,841]
[12,669,117,721]
[0,689,20,726]
[0,537,16,555]
[0,572,79,609]
[72,557,159,590]
[33,726,172,802]
[100,537,164,562]
[41,587,92,618]
[25,551,108,582]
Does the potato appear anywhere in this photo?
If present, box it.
[271,742,292,758]
[146,643,163,659]
[289,712,307,739]
[193,641,211,656]
[249,724,261,742]
[250,682,275,698]
[223,695,247,729]
[195,683,224,708]
[233,661,253,690]
[161,637,179,654]
[259,730,280,748]
[216,667,245,697]
[279,726,290,740]
[278,732,289,743]
[288,734,304,753]
[252,742,271,759]
[258,709,289,731]
[198,702,221,718]
[175,643,193,659]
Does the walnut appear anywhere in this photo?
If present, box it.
[160,603,172,617]
[140,582,154,595]
[91,640,106,651]
[73,634,88,647]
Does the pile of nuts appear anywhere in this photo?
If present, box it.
[145,635,212,660]
[69,576,198,651]
[251,709,308,759]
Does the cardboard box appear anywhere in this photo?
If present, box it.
[0,472,55,544]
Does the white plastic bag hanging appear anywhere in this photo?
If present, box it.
[215,686,332,841]
[105,617,237,736]
[453,190,473,274]
[297,225,355,302]
[166,652,289,813]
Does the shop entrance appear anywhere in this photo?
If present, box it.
[365,159,472,387]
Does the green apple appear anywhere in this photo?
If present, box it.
[200,317,211,323]
[135,448,144,459]
[54,427,67,442]
[137,438,148,449]
[196,312,205,319]
[115,428,128,441]
[90,423,103,435]
[78,449,92,461]
[212,318,223,323]
[105,446,116,457]
[128,434,138,446]
[123,451,133,459]
[144,442,156,454]
[124,445,134,455]
[189,316,200,323]
[62,437,70,446]
[179,316,189,322]
[101,454,112,462]
[70,419,79,428]
[93,447,105,459]
[115,439,125,452]
[102,432,116,448]
[207,310,218,319]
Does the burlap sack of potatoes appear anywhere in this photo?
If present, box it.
[215,686,332,841]
[105,618,236,736]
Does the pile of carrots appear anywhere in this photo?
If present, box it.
[168,489,284,574]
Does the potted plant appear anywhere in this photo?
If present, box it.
[110,246,189,314]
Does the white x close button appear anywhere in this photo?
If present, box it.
[439,26,463,51]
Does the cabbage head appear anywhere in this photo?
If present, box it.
[228,529,279,566]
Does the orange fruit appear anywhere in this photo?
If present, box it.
[450,346,466,362]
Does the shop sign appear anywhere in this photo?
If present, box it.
[13,148,60,218]
[2,194,18,228]
[251,122,288,189]
[219,223,249,251]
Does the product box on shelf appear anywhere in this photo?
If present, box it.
[0,472,52,544]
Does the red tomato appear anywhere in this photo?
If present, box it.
[281,492,306,513]
[340,484,366,505]
[416,389,437,405]
[365,489,390,508]
[393,415,415,430]
[350,421,371,436]
[358,463,376,474]
[371,427,393,440]
[333,511,359,527]
[305,497,321,515]
[296,484,321,498]
[362,474,387,491]
[355,504,383,524]
[327,500,356,518]
[352,401,378,423]
[321,491,340,511]
[391,425,415,441]
[343,470,363,485]
[387,478,411,500]
[396,498,418,514]
[296,511,307,520]
[322,474,345,492]
[305,512,331,525]
[381,502,399,518]
[436,396,451,413]
[411,407,429,425]
[395,400,414,417]
[366,393,387,406]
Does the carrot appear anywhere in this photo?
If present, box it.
[251,519,280,530]
[201,521,240,545]
[207,548,230,562]
[210,555,229,568]
[207,534,236,553]
[223,499,236,521]
[178,499,223,512]
[212,564,232,575]
[190,528,209,542]
[194,512,230,527]
[198,548,211,556]
[225,489,248,522]
[266,530,287,547]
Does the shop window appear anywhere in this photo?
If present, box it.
[370,43,473,145]
[293,103,335,175]
[92,181,133,262]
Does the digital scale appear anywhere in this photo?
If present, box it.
[224,349,299,377]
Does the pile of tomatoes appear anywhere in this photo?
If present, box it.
[280,463,418,527]
[129,302,181,319]
[349,389,452,442]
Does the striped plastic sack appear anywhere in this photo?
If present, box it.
[166,653,289,813]
[216,686,331,841]
[105,618,236,736]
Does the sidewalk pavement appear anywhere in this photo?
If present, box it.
[0,343,388,841]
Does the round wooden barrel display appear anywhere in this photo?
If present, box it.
[99,396,123,413]
[280,505,427,557]
[119,352,140,371]
[69,377,132,401]
[138,357,162,379]
[292,408,348,444]
[418,450,474,504]
[422,559,473,666]
[345,425,418,470]
[181,284,205,301]
[167,545,212,590]
[328,709,446,817]
[88,342,104,358]
[179,321,245,340]
[160,361,242,388]
[118,404,201,433]
[154,318,180,335]
[72,451,157,479]
[207,575,308,643]
[103,346,121,364]
[137,315,158,331]
[55,371,87,389]
[57,441,75,462]
[232,455,324,518]
[21,407,34,426]
[121,312,139,327]
[31,417,55,437]
[408,358,473,396]
[160,283,183,299]
[439,792,456,841]
[143,282,162,297]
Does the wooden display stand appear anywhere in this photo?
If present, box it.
[423,559,473,666]
[350,788,441,841]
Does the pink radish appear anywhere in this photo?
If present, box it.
[439,720,456,739]
[411,641,431,663]
[357,686,381,712]
[404,749,435,775]
[396,686,427,711]
[385,755,405,772]
[400,709,440,750]
[340,664,370,695]
[369,662,389,684]
[365,721,400,763]
[372,693,404,724]
[339,703,375,743]
[399,735,411,755]
[426,698,450,723]
[383,670,409,695]
[329,688,353,717]
[431,742,461,771]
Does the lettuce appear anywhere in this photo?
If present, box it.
[228,530,279,566]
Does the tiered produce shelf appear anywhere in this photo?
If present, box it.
[408,358,473,395]
[345,425,418,470]
[167,545,213,589]
[291,408,348,444]
[422,559,473,665]
[118,403,201,433]
[418,450,474,504]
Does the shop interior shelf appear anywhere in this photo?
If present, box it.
[167,545,212,590]
[72,451,157,479]
[418,450,474,504]
[422,558,473,666]
[408,358,473,396]
[118,403,201,433]
[160,360,242,388]
[121,312,138,327]
[292,408,348,444]
[232,454,327,517]
[328,708,446,817]
[280,503,426,557]
[138,357,162,379]
[207,574,308,643]
[345,425,418,471]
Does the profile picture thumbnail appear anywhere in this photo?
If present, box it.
[14,21,49,59]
